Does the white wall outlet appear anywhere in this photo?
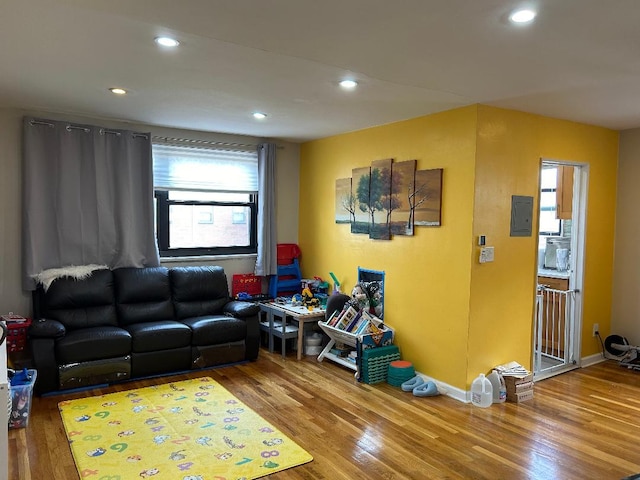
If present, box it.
[479,246,494,263]
[592,323,599,337]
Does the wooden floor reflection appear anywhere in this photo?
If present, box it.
[9,350,640,479]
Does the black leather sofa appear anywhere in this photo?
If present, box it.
[29,265,260,394]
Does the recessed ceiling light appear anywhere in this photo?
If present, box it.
[109,88,127,95]
[253,112,267,120]
[509,9,537,24]
[339,79,358,90]
[155,36,180,48]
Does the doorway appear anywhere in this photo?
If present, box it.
[533,160,587,381]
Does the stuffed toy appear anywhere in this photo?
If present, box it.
[351,283,370,312]
[364,281,383,318]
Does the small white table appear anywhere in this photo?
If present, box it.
[258,302,326,360]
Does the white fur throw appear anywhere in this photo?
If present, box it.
[33,264,109,292]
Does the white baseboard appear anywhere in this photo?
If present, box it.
[415,371,469,403]
[416,354,608,404]
[581,352,607,367]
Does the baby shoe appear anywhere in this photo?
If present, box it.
[401,375,424,392]
[413,380,439,397]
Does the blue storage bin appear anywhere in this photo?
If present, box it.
[9,368,37,429]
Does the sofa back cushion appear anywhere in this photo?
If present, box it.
[40,269,118,330]
[113,267,175,326]
[170,266,230,320]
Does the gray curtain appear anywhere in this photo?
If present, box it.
[22,117,160,290]
[254,142,277,276]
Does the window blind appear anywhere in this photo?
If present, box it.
[152,144,258,192]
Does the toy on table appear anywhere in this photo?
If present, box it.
[301,287,320,310]
[329,272,341,293]
[313,276,330,294]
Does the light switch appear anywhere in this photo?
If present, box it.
[479,246,494,263]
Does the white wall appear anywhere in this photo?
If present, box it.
[612,128,640,344]
[0,107,300,317]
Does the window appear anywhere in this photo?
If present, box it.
[153,143,258,257]
[232,207,247,224]
[539,167,561,236]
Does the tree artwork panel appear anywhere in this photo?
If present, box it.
[335,178,353,224]
[369,158,393,240]
[413,168,443,227]
[336,159,442,240]
[390,159,417,236]
[352,166,371,234]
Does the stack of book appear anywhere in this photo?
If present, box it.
[325,305,382,336]
[495,361,534,402]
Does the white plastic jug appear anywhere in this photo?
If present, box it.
[487,370,507,403]
[471,373,493,407]
[556,248,570,271]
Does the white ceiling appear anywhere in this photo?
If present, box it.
[2,0,640,142]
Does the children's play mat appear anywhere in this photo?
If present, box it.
[58,376,313,479]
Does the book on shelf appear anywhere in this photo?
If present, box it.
[369,312,383,328]
[330,346,354,357]
[326,309,340,327]
[336,306,358,330]
[354,318,371,335]
[350,310,369,334]
[345,310,363,332]
[349,314,368,334]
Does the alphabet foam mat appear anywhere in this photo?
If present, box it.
[58,376,313,479]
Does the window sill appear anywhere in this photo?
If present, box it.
[160,253,257,263]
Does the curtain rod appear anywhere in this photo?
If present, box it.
[152,135,283,150]
[28,119,149,139]
[27,121,279,147]
[152,135,257,149]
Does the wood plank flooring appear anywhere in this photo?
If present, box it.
[8,350,640,479]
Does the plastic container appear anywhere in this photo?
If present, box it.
[277,243,301,265]
[487,370,507,403]
[471,373,493,408]
[9,368,37,428]
[305,333,323,346]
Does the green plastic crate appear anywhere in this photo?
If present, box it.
[360,345,400,384]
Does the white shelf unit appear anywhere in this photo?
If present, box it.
[317,320,393,375]
[1,334,8,480]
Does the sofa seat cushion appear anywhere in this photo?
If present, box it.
[180,316,247,346]
[126,321,191,353]
[56,326,131,364]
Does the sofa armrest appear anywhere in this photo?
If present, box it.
[29,318,66,339]
[223,300,260,361]
[223,300,260,318]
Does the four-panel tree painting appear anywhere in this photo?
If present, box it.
[335,159,443,240]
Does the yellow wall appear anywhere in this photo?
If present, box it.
[300,106,479,389]
[469,106,618,384]
[300,104,618,391]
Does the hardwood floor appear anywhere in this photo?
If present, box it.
[8,350,640,479]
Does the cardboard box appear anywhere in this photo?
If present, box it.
[506,380,534,394]
[503,373,533,388]
[508,388,534,403]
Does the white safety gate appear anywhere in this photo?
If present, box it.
[534,286,577,376]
